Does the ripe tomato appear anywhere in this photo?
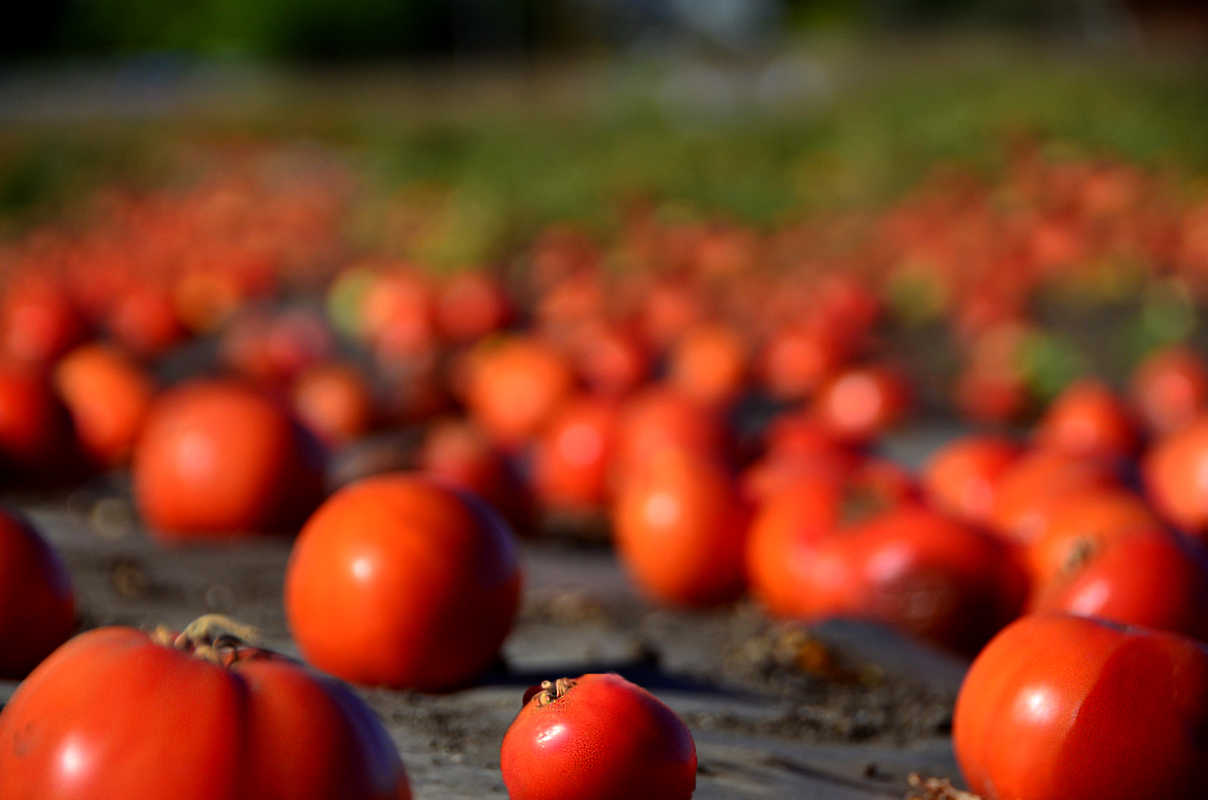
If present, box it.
[813,365,911,445]
[792,506,1026,653]
[0,508,74,679]
[922,434,1021,526]
[1144,415,1208,536]
[989,449,1118,544]
[570,321,649,399]
[0,275,86,366]
[613,446,749,607]
[530,395,619,511]
[0,616,410,798]
[435,269,511,344]
[106,284,187,358]
[1131,345,1208,435]
[1030,528,1208,641]
[132,379,324,540]
[611,385,727,476]
[285,474,521,691]
[667,322,748,408]
[0,361,76,482]
[500,673,696,800]
[1034,378,1137,461]
[463,336,574,448]
[759,323,851,401]
[291,362,376,447]
[53,342,156,467]
[954,613,1208,800]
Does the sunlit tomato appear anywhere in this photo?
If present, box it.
[922,435,1021,526]
[285,474,521,691]
[291,363,375,447]
[1144,416,1208,536]
[791,505,1025,653]
[746,461,917,617]
[464,337,574,448]
[420,419,536,536]
[106,284,187,358]
[0,617,410,798]
[0,362,76,481]
[501,673,695,800]
[53,343,156,467]
[954,613,1208,800]
[0,508,74,679]
[531,396,619,511]
[358,268,434,353]
[613,447,749,607]
[667,322,747,408]
[133,379,324,540]
[813,365,911,445]
[1034,378,1137,461]
[611,385,727,475]
[759,323,851,401]
[0,276,86,366]
[1031,528,1208,641]
[1131,345,1208,436]
[435,270,511,344]
[989,449,1118,544]
[1024,487,1159,588]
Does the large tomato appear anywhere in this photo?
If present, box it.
[500,673,696,800]
[954,613,1208,800]
[613,446,749,607]
[0,508,74,679]
[285,474,521,691]
[132,379,324,540]
[0,617,410,799]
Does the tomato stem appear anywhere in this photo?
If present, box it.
[151,614,262,666]
[535,677,577,706]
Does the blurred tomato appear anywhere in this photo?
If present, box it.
[813,365,911,445]
[1034,378,1137,461]
[0,508,75,678]
[923,435,1021,526]
[464,337,574,448]
[54,343,156,467]
[436,270,511,345]
[667,322,748,408]
[1144,416,1208,536]
[1131,345,1208,436]
[531,396,619,512]
[989,449,1118,544]
[291,363,376,448]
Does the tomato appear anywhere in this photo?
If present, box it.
[0,362,76,482]
[464,336,574,448]
[132,379,324,540]
[435,270,511,344]
[531,395,619,511]
[358,267,435,357]
[667,322,748,408]
[0,276,86,366]
[291,363,375,447]
[989,449,1118,544]
[53,343,156,467]
[285,474,521,691]
[1031,528,1208,641]
[613,446,749,607]
[922,435,1021,526]
[1034,378,1138,461]
[105,284,187,358]
[1024,487,1159,587]
[0,616,410,799]
[1131,345,1208,436]
[1144,415,1208,536]
[759,323,851,401]
[500,673,696,800]
[419,419,536,536]
[954,613,1208,800]
[570,321,649,399]
[790,505,1026,653]
[611,385,727,476]
[813,365,911,445]
[0,508,74,679]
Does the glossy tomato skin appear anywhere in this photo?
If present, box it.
[0,509,74,679]
[285,474,521,691]
[954,613,1208,800]
[0,626,410,799]
[500,674,696,800]
[613,447,749,607]
[132,379,324,540]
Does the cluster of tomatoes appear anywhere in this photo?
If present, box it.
[0,146,1207,798]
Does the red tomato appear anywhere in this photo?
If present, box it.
[613,447,749,607]
[106,284,187,358]
[570,321,649,399]
[611,385,727,476]
[0,362,76,481]
[989,449,1118,544]
[922,435,1021,526]
[1034,378,1137,461]
[500,673,696,800]
[759,323,851,401]
[531,395,619,511]
[54,342,156,467]
[667,322,748,408]
[0,508,74,678]
[285,474,521,691]
[0,617,410,798]
[1031,528,1208,641]
[954,613,1208,800]
[794,506,1026,653]
[0,276,86,366]
[1131,345,1208,436]
[1144,415,1208,536]
[291,363,376,447]
[813,365,911,445]
[435,270,511,344]
[132,379,324,540]
[464,337,574,448]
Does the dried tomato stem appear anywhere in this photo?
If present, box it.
[535,677,577,706]
[150,615,262,666]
